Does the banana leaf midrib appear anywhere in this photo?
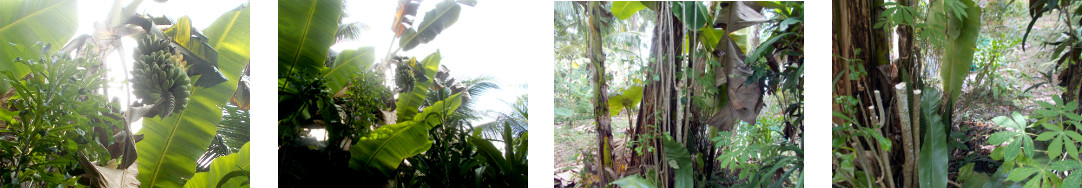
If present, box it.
[285,2,320,77]
[0,0,72,33]
[147,86,207,186]
[212,8,244,51]
[362,119,428,168]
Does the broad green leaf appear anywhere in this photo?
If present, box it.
[920,114,949,188]
[350,94,462,178]
[1049,137,1063,159]
[399,0,461,51]
[136,5,249,187]
[1036,132,1056,141]
[470,133,510,178]
[937,0,981,102]
[323,46,374,95]
[278,0,340,77]
[396,51,441,122]
[1065,172,1082,188]
[611,175,655,188]
[1067,139,1079,160]
[1023,136,1034,158]
[1004,139,1021,162]
[611,1,646,20]
[959,163,975,181]
[745,32,794,64]
[184,142,250,188]
[0,0,77,90]
[1050,160,1081,171]
[671,1,709,30]
[1012,112,1027,128]
[1007,167,1038,182]
[988,132,1015,145]
[608,85,644,117]
[993,113,1025,130]
[663,138,693,188]
[699,28,726,52]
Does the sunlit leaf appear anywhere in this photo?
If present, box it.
[0,0,77,91]
[136,5,249,187]
[278,0,340,77]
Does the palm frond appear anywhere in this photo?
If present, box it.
[196,104,250,171]
[336,22,369,44]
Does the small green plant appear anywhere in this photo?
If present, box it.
[981,97,1082,187]
[0,51,120,186]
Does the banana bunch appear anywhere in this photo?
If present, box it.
[394,57,417,93]
[132,35,191,119]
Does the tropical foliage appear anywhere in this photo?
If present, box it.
[554,1,803,187]
[277,0,527,187]
[834,0,1082,187]
[0,0,250,187]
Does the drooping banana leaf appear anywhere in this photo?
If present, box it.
[663,138,693,188]
[0,0,77,91]
[136,5,249,187]
[935,0,981,103]
[323,46,374,96]
[399,0,461,51]
[350,94,463,178]
[396,51,442,122]
[278,0,340,78]
[184,142,250,188]
[611,1,646,20]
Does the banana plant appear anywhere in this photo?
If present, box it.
[135,4,249,187]
[349,93,463,178]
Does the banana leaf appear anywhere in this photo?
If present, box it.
[936,0,981,102]
[184,142,250,188]
[611,1,646,20]
[0,0,77,91]
[350,94,463,178]
[323,46,374,96]
[399,0,461,51]
[278,0,340,78]
[136,5,249,187]
[396,51,442,122]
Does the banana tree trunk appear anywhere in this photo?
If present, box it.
[586,2,615,185]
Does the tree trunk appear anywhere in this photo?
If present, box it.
[586,2,615,185]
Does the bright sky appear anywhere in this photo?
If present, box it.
[334,0,530,125]
[76,0,249,132]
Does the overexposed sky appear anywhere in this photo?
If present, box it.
[334,0,529,125]
[76,0,249,132]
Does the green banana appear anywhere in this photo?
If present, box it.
[132,35,191,119]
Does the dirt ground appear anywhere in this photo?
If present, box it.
[553,111,636,185]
